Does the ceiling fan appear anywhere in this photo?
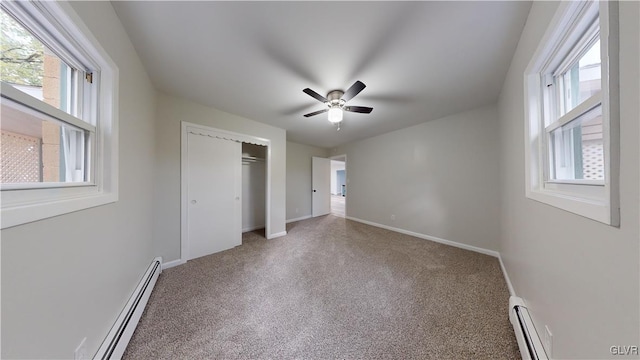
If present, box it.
[303,80,373,129]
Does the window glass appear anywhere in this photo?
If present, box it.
[1,8,76,116]
[560,40,601,115]
[549,104,603,181]
[1,7,88,186]
[1,98,87,184]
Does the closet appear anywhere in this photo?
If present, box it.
[241,143,266,232]
[182,123,268,261]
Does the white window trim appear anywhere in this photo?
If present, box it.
[524,0,619,226]
[1,1,119,229]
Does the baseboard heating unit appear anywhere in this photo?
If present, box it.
[94,257,162,360]
[509,296,549,360]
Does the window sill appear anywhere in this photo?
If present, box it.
[526,187,618,226]
[545,179,604,186]
[1,189,117,229]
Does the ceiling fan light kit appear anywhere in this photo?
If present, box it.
[303,80,373,129]
[328,107,343,123]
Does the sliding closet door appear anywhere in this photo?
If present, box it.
[187,133,241,260]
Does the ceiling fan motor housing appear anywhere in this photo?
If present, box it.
[327,90,346,108]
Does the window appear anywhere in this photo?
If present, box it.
[1,1,118,229]
[2,8,92,186]
[524,1,619,225]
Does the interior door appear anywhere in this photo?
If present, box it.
[312,156,331,217]
[187,133,241,260]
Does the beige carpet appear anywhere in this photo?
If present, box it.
[123,215,519,359]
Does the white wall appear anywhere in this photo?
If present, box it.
[333,105,501,252]
[153,94,287,262]
[498,2,640,358]
[286,141,329,221]
[1,1,157,358]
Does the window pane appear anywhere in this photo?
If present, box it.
[561,40,601,114]
[1,97,87,184]
[1,8,76,116]
[549,105,603,181]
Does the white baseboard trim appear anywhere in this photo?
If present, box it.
[267,231,287,239]
[286,215,312,223]
[498,254,516,296]
[345,216,500,258]
[242,225,265,233]
[162,259,184,270]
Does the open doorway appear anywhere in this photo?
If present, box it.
[330,155,346,217]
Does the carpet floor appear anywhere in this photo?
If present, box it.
[123,215,519,359]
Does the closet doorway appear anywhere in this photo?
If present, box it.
[242,143,266,233]
[181,122,270,261]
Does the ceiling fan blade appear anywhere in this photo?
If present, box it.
[341,81,366,102]
[303,88,328,103]
[303,108,329,117]
[344,106,373,114]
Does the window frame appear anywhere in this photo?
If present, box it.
[524,0,619,226]
[1,84,96,188]
[1,1,119,229]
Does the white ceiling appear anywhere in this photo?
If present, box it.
[112,1,531,149]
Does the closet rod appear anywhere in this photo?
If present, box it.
[241,156,265,162]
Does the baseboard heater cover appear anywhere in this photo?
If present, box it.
[94,257,162,360]
[509,296,549,360]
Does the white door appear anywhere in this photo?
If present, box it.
[187,133,241,260]
[312,156,331,217]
